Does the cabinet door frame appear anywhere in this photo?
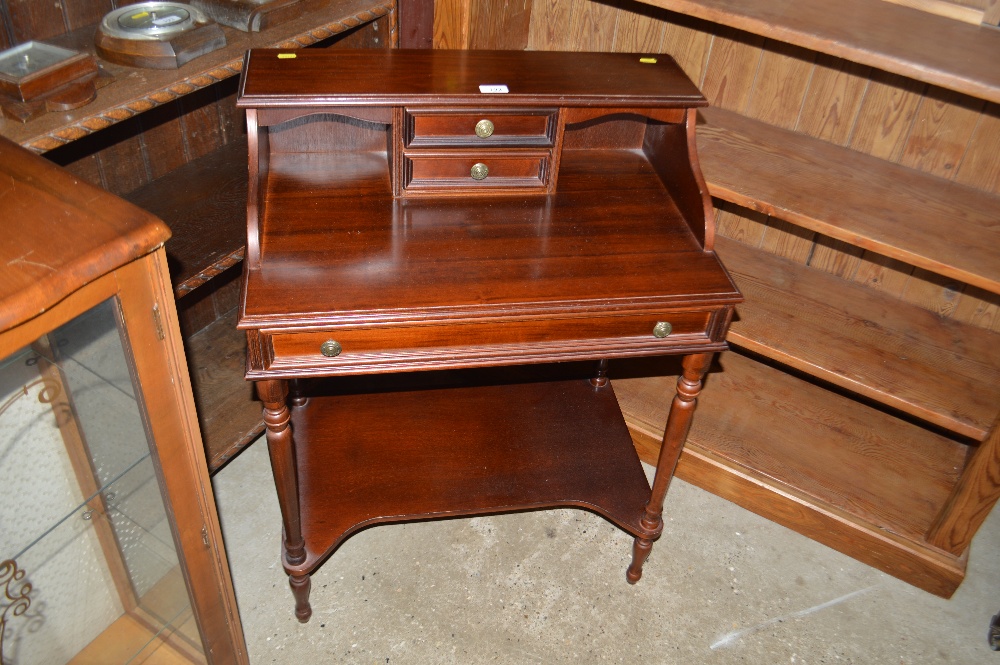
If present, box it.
[0,248,248,665]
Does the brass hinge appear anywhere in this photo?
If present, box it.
[152,303,165,341]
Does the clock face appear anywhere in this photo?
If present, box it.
[99,3,206,40]
[117,5,193,34]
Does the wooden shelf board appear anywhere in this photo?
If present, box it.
[125,140,248,298]
[291,374,651,572]
[637,0,1000,104]
[699,106,1000,296]
[716,236,1000,441]
[614,351,969,595]
[186,308,262,473]
[2,0,393,153]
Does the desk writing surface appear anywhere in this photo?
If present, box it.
[241,149,739,326]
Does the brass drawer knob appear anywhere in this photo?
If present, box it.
[475,118,495,138]
[652,321,672,338]
[320,340,342,357]
[470,163,489,180]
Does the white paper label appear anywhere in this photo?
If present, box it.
[479,84,509,94]
[152,14,183,25]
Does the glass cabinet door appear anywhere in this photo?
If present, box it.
[1,297,206,664]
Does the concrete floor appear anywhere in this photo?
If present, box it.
[213,437,1000,664]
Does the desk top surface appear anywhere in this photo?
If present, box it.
[238,49,707,109]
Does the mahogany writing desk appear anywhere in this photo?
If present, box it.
[236,49,741,622]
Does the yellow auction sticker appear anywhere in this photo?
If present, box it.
[277,53,297,59]
[639,57,657,64]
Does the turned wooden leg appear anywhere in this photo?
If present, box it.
[590,359,609,387]
[627,352,713,584]
[256,379,312,621]
[289,573,312,623]
[289,378,308,408]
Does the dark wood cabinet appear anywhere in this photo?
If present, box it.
[236,48,741,620]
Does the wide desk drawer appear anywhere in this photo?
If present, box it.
[257,308,730,375]
[405,109,557,147]
[401,151,550,193]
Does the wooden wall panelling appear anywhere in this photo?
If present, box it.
[900,268,964,321]
[954,103,1000,194]
[850,251,915,299]
[808,236,867,280]
[433,0,471,47]
[744,40,814,130]
[528,0,575,50]
[698,26,764,112]
[398,0,433,47]
[177,268,242,339]
[714,202,816,266]
[45,133,106,187]
[62,0,114,32]
[612,2,666,52]
[848,70,926,161]
[900,87,985,179]
[796,54,871,146]
[985,0,1000,23]
[712,200,766,247]
[468,0,532,49]
[216,79,244,148]
[138,102,197,182]
[566,0,618,50]
[955,286,1000,333]
[758,218,816,264]
[179,84,232,163]
[6,0,69,41]
[658,13,714,86]
[95,120,153,195]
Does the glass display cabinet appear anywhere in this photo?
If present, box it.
[0,135,247,664]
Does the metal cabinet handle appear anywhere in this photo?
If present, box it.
[470,163,489,180]
[475,119,495,138]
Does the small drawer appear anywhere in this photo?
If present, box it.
[405,109,557,148]
[402,151,551,193]
[264,309,719,373]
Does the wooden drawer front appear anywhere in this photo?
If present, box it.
[265,309,720,373]
[406,109,557,147]
[403,151,550,193]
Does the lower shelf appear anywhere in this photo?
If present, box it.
[614,352,969,597]
[290,373,652,573]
